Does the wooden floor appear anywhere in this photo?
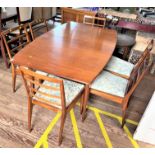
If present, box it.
[0,22,155,148]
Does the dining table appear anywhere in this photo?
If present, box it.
[13,21,117,119]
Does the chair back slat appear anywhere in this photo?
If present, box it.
[7,33,26,44]
[1,24,30,61]
[25,77,60,91]
[83,15,106,28]
[31,87,61,99]
[29,18,48,40]
[31,95,62,108]
[10,41,29,53]
[20,67,66,109]
[126,39,153,94]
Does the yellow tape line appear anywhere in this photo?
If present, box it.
[70,109,83,148]
[94,111,113,148]
[86,104,138,126]
[118,119,139,148]
[34,112,61,148]
[42,139,49,148]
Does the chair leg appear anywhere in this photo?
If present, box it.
[58,111,66,145]
[12,65,17,93]
[121,109,126,128]
[0,38,9,69]
[121,99,129,128]
[80,94,85,114]
[82,85,89,122]
[28,100,33,132]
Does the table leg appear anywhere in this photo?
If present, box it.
[82,84,90,122]
[0,37,9,68]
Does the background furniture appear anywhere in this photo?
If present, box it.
[17,7,32,24]
[29,19,48,40]
[32,7,57,21]
[116,34,135,60]
[61,7,95,24]
[83,15,106,27]
[1,7,17,24]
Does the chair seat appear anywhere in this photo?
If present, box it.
[91,71,129,97]
[105,56,134,77]
[33,74,84,108]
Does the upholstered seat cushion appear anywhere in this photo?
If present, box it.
[91,71,129,97]
[33,74,84,108]
[105,56,134,77]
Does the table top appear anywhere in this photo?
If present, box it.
[13,22,117,84]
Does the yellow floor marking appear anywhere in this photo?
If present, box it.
[34,112,61,148]
[34,103,139,148]
[126,119,138,126]
[94,111,113,148]
[78,103,139,148]
[86,104,138,126]
[42,139,49,148]
[70,109,83,148]
[118,119,139,148]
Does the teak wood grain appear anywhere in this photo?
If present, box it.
[13,22,117,85]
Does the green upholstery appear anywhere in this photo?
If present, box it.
[91,70,129,97]
[105,56,134,77]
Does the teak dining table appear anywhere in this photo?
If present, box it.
[13,21,117,119]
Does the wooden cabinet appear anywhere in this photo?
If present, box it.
[61,7,96,24]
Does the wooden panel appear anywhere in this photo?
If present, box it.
[61,7,96,24]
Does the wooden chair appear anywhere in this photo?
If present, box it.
[2,24,48,92]
[83,15,106,28]
[1,24,30,92]
[19,66,85,145]
[29,18,48,40]
[83,39,153,127]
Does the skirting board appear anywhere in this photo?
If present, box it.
[133,91,155,145]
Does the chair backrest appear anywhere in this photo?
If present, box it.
[126,39,153,96]
[29,18,48,40]
[1,24,30,61]
[83,15,106,28]
[17,7,32,24]
[20,67,66,110]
